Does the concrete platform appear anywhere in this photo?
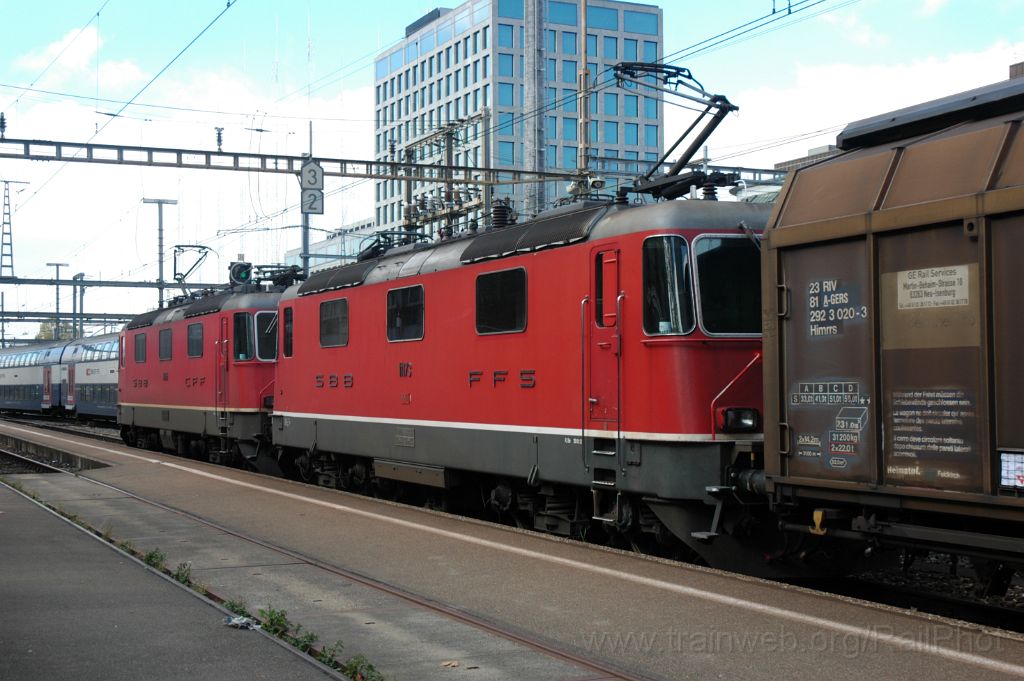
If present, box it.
[3,421,1024,681]
[0,484,338,681]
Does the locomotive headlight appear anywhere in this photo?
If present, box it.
[717,407,760,433]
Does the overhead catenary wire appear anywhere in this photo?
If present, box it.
[12,0,242,217]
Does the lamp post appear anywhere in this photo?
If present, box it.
[46,262,68,339]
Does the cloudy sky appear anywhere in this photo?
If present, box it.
[0,0,1021,339]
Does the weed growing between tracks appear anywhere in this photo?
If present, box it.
[0,476,387,681]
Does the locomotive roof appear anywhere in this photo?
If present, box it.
[287,198,772,299]
[124,290,282,330]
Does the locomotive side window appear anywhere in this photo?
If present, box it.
[694,236,761,335]
[319,299,349,347]
[387,285,424,341]
[255,311,278,361]
[642,235,695,335]
[133,333,147,363]
[187,323,203,358]
[158,328,173,361]
[283,307,293,357]
[233,312,254,360]
[476,269,526,334]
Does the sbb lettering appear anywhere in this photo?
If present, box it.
[314,373,354,389]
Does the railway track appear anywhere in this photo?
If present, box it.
[6,415,1023,638]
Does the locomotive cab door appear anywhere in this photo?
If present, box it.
[588,248,622,426]
[215,317,229,425]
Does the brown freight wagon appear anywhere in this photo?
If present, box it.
[762,77,1024,592]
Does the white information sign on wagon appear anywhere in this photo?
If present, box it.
[896,265,969,310]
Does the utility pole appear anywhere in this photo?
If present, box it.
[72,273,85,338]
[0,179,28,277]
[46,262,68,339]
[142,198,177,308]
[577,0,591,176]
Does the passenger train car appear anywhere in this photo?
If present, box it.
[0,333,119,419]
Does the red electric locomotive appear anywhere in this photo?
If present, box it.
[271,197,775,569]
[118,274,290,464]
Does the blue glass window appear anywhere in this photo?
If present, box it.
[545,59,556,81]
[497,82,515,106]
[603,92,618,116]
[548,1,577,26]
[643,41,657,62]
[589,120,598,143]
[498,141,515,165]
[562,60,577,83]
[603,121,618,144]
[625,123,638,145]
[624,94,638,117]
[499,112,516,135]
[497,23,514,48]
[563,117,577,141]
[587,34,597,57]
[561,88,577,112]
[421,31,435,52]
[645,124,658,148]
[603,36,617,59]
[563,146,577,170]
[455,9,471,34]
[624,11,658,35]
[545,145,557,169]
[545,87,556,105]
[375,58,388,80]
[644,96,657,118]
[406,42,418,62]
[624,39,637,61]
[545,29,556,51]
[497,0,524,19]
[498,53,514,77]
[438,21,453,43]
[545,116,557,140]
[389,51,403,72]
[588,6,618,30]
[562,31,577,55]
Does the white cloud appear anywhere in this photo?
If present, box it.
[16,26,100,75]
[821,12,890,48]
[917,0,950,17]
[682,40,1024,171]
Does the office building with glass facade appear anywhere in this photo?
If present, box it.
[373,0,663,231]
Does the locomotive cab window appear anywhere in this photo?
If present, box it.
[187,323,203,358]
[476,269,526,334]
[642,235,695,335]
[233,313,254,360]
[255,311,278,361]
[158,328,172,360]
[133,333,147,363]
[320,299,349,347]
[387,285,424,342]
[694,235,761,335]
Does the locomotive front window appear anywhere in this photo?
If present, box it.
[255,311,278,361]
[642,235,695,335]
[694,236,761,335]
[387,285,424,342]
[320,299,349,347]
[233,313,254,360]
[476,269,526,334]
